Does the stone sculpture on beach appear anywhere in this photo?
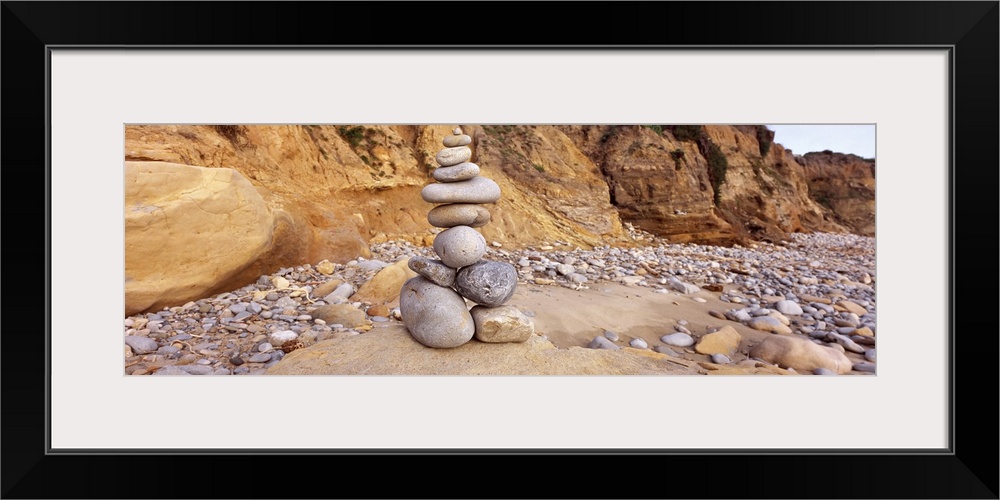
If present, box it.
[399,127,534,348]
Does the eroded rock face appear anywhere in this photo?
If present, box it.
[559,125,852,245]
[798,151,876,236]
[560,125,740,245]
[124,162,290,316]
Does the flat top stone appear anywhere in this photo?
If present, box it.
[421,176,501,204]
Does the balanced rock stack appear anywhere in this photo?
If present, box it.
[400,127,534,348]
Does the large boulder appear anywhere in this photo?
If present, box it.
[125,161,295,316]
[749,335,854,374]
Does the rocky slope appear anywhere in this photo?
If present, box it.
[125,124,874,314]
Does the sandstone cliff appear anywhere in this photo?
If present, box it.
[797,151,876,236]
[124,124,872,314]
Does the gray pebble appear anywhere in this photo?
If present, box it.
[813,368,838,375]
[274,296,298,309]
[654,345,679,356]
[853,362,876,373]
[156,345,181,357]
[629,338,648,349]
[826,332,865,353]
[248,352,272,363]
[865,348,876,362]
[233,366,250,375]
[710,354,731,364]
[153,366,190,375]
[588,336,620,350]
[258,342,273,352]
[667,277,700,294]
[726,309,752,323]
[124,336,158,355]
[328,282,356,300]
[774,300,803,315]
[660,332,694,347]
[356,259,389,272]
[408,256,457,287]
[178,365,214,375]
[603,330,619,341]
[230,356,245,366]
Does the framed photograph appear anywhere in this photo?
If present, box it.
[5,2,996,498]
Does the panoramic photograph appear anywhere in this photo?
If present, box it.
[123,124,876,376]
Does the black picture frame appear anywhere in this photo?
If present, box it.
[3,2,997,498]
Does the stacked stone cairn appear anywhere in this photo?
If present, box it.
[400,127,534,348]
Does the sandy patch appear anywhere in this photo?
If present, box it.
[505,281,866,368]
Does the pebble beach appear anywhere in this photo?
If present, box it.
[123,223,875,376]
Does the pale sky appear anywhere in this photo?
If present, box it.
[765,124,876,158]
